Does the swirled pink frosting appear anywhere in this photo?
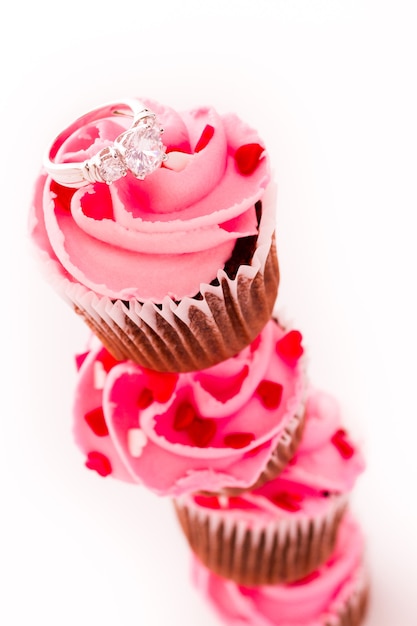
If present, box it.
[192,515,366,626]
[30,99,271,302]
[179,390,365,525]
[72,319,306,496]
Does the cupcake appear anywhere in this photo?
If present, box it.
[192,515,369,626]
[174,391,365,585]
[73,319,306,496]
[30,98,279,372]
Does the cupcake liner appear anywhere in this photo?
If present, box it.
[190,515,369,626]
[47,195,278,372]
[324,569,369,626]
[31,143,279,372]
[174,493,348,586]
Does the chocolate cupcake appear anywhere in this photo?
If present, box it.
[30,98,279,372]
[174,391,365,585]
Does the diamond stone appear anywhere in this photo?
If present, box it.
[97,147,127,183]
[123,117,166,179]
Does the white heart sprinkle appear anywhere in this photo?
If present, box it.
[93,361,107,390]
[128,429,148,458]
[164,151,192,172]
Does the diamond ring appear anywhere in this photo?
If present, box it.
[43,99,167,188]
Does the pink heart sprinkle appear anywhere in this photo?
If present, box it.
[84,407,109,437]
[276,330,304,364]
[256,380,283,409]
[223,432,255,449]
[234,143,264,175]
[85,451,112,477]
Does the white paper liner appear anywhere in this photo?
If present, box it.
[174,493,349,586]
[38,184,279,372]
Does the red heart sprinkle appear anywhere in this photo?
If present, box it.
[194,494,221,509]
[173,402,196,431]
[271,491,303,512]
[85,451,112,477]
[187,417,217,448]
[194,124,215,153]
[256,380,283,409]
[228,496,253,509]
[137,387,154,409]
[143,369,179,403]
[331,429,355,459]
[224,432,255,449]
[50,180,76,211]
[98,348,120,372]
[250,334,262,353]
[75,351,89,371]
[84,407,109,437]
[235,143,264,175]
[276,330,304,364]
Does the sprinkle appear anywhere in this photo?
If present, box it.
[234,143,264,175]
[194,124,215,153]
[271,491,303,512]
[173,402,196,431]
[85,451,112,477]
[187,417,217,448]
[164,151,192,172]
[218,495,229,508]
[137,387,154,409]
[143,370,178,403]
[98,349,120,372]
[223,432,255,449]
[75,351,89,371]
[84,407,109,437]
[93,361,107,390]
[331,429,355,459]
[276,330,304,364]
[256,380,283,409]
[194,494,221,509]
[250,334,262,353]
[127,428,148,458]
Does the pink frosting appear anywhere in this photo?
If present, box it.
[30,99,271,302]
[72,319,306,495]
[178,390,365,525]
[192,515,366,626]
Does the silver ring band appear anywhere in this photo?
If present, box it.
[43,99,167,188]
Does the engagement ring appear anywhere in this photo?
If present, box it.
[44,99,167,188]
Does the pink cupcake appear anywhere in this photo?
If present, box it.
[174,391,365,585]
[192,514,369,626]
[30,98,279,372]
[72,319,306,496]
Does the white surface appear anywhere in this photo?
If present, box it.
[1,1,417,624]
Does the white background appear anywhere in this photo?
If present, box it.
[1,1,417,624]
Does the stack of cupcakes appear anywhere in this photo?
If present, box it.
[30,97,369,625]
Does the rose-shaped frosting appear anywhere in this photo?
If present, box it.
[192,515,367,626]
[30,99,271,302]
[178,390,365,525]
[73,319,306,496]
